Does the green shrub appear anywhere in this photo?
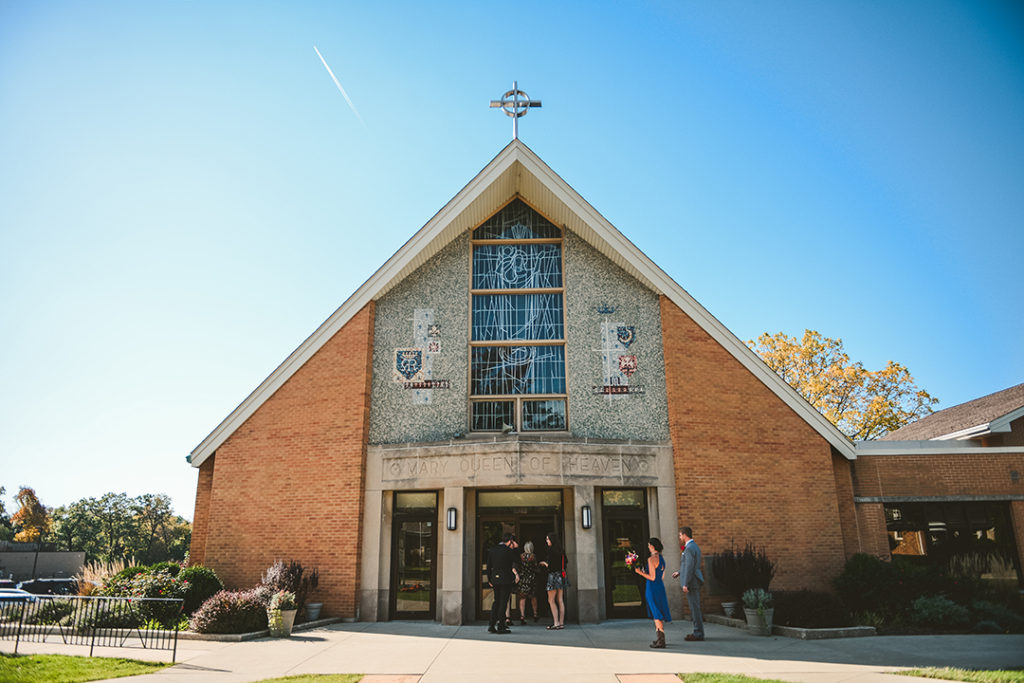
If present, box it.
[970,600,1024,633]
[98,567,187,626]
[189,589,268,634]
[103,566,148,596]
[773,590,852,628]
[25,599,75,625]
[148,561,181,577]
[79,605,143,629]
[128,569,188,626]
[910,595,970,629]
[178,566,224,615]
[833,553,902,614]
[971,619,1003,633]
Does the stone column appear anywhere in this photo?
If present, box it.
[439,486,464,625]
[573,485,600,623]
[359,488,387,621]
[1010,500,1024,590]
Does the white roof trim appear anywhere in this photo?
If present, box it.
[855,440,1024,456]
[987,404,1024,434]
[189,140,856,467]
[926,404,1024,441]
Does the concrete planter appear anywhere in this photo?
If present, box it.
[721,601,740,618]
[744,607,774,636]
[268,608,297,637]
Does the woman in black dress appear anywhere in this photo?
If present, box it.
[539,531,569,630]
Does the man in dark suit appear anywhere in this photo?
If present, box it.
[486,532,518,634]
[672,526,705,641]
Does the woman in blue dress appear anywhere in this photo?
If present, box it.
[634,536,671,649]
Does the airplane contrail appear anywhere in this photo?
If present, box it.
[314,45,366,129]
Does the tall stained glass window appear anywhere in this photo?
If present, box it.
[470,198,567,431]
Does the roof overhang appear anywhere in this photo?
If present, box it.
[929,404,1024,441]
[189,140,857,467]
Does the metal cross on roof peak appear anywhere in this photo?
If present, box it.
[489,81,542,140]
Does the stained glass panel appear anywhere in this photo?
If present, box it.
[474,199,561,240]
[472,294,564,341]
[471,346,566,395]
[471,401,514,431]
[522,399,567,431]
[472,244,562,290]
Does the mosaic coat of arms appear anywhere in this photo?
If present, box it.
[394,348,424,382]
[616,325,635,347]
[618,355,638,377]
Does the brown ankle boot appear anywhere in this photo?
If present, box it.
[650,630,666,649]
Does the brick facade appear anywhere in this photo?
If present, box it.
[851,452,1024,498]
[660,296,849,594]
[192,303,375,618]
[188,457,215,566]
[851,449,1024,572]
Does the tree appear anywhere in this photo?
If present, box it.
[11,486,51,543]
[748,329,938,440]
[51,492,191,564]
[0,486,14,541]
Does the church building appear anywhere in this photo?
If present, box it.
[187,139,1024,624]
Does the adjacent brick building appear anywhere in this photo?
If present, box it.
[188,141,1024,623]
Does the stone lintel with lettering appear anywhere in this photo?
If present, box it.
[369,438,671,489]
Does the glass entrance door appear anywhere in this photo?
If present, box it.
[390,492,437,619]
[602,489,649,619]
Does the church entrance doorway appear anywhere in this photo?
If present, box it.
[475,489,564,622]
[602,489,649,619]
[389,491,438,620]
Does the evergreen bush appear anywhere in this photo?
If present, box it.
[833,553,900,614]
[178,565,224,615]
[910,595,970,629]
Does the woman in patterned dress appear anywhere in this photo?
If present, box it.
[516,541,540,624]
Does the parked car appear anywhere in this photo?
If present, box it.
[17,578,77,595]
[0,588,36,602]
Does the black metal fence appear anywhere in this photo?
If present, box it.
[0,595,182,661]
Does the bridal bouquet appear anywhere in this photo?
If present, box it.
[624,550,640,570]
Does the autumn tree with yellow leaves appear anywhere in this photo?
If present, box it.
[11,486,52,543]
[748,330,938,440]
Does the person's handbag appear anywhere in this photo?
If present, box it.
[561,554,566,579]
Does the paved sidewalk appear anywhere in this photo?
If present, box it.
[2,619,1023,683]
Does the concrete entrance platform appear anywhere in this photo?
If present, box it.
[2,619,1022,683]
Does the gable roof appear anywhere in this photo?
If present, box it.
[189,140,856,467]
[880,382,1024,441]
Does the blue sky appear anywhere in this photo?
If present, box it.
[2,1,1022,521]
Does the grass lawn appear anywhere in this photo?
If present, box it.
[251,676,363,683]
[0,653,171,682]
[896,668,1024,683]
[678,675,793,683]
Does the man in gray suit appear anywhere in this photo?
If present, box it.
[671,526,705,641]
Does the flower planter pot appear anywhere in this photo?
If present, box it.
[305,602,323,621]
[268,608,297,637]
[721,601,739,618]
[743,607,774,636]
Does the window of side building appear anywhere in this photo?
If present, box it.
[469,198,568,432]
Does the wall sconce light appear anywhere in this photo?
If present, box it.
[581,505,592,529]
[447,507,458,531]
